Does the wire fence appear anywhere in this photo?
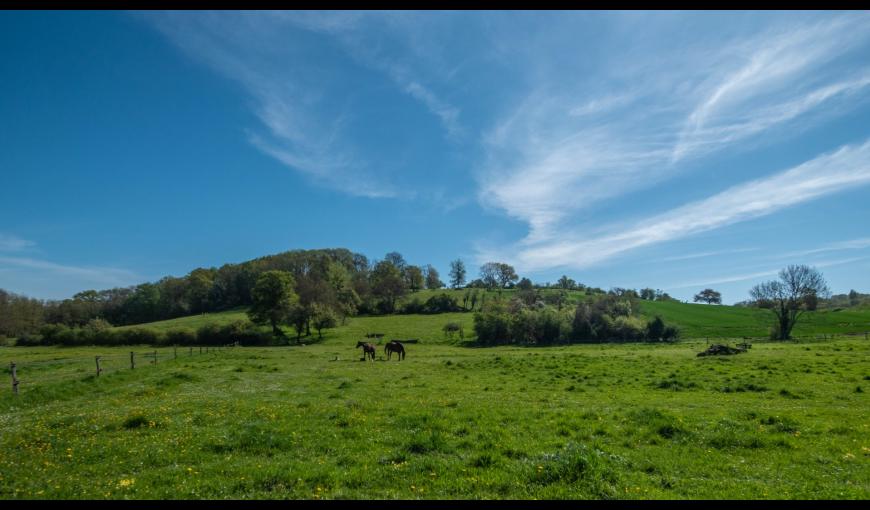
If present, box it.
[4,342,240,395]
[697,331,870,344]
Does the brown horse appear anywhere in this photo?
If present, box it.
[385,340,405,361]
[356,341,376,362]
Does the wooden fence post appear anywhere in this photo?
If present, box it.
[95,356,102,377]
[153,351,158,365]
[199,346,202,355]
[174,345,177,360]
[189,347,192,356]
[130,351,135,370]
[10,362,18,395]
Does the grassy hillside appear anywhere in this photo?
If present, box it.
[116,309,475,346]
[1,337,867,499]
[638,301,870,339]
[115,296,870,343]
[114,309,251,333]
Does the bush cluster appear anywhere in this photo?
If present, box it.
[16,319,274,347]
[400,293,462,314]
[473,295,679,346]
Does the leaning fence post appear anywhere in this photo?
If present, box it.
[130,351,135,370]
[95,356,102,377]
[11,362,18,395]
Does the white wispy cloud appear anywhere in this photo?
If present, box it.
[486,139,870,272]
[669,257,868,290]
[569,92,636,117]
[0,256,139,288]
[778,237,870,259]
[673,73,870,162]
[401,80,462,139]
[658,248,759,263]
[145,12,431,199]
[479,13,870,249]
[272,11,465,138]
[144,11,464,200]
[674,16,870,162]
[0,234,35,252]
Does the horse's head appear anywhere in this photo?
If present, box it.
[356,341,364,348]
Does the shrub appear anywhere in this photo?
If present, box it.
[117,328,164,346]
[662,325,680,342]
[400,297,425,314]
[442,321,463,340]
[15,332,43,346]
[423,294,461,314]
[646,316,666,341]
[165,328,197,346]
[612,316,646,341]
[473,302,512,346]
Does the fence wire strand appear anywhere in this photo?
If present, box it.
[5,345,237,394]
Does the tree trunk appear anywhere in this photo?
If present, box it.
[271,319,281,337]
[779,315,791,340]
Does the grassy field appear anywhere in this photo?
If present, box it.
[112,293,870,342]
[1,312,868,499]
[638,301,870,339]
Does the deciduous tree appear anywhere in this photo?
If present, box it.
[749,265,830,340]
[248,270,298,337]
[693,288,722,305]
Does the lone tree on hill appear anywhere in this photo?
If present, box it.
[693,288,722,305]
[248,270,298,336]
[749,265,830,340]
[449,259,466,288]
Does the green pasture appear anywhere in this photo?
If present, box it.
[1,311,868,499]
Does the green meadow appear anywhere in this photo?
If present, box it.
[1,307,869,499]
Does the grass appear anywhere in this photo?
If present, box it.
[113,308,251,333]
[1,311,868,499]
[639,300,870,339]
[110,292,870,343]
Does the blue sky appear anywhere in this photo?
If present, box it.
[1,11,869,303]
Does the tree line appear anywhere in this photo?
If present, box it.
[1,249,441,340]
[1,249,558,343]
[0,246,684,345]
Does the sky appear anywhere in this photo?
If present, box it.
[1,11,869,304]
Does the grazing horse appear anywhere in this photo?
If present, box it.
[356,341,376,362]
[385,340,405,361]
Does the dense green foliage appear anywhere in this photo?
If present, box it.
[248,271,299,336]
[4,251,868,350]
[474,295,679,346]
[1,249,464,340]
[15,319,275,347]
